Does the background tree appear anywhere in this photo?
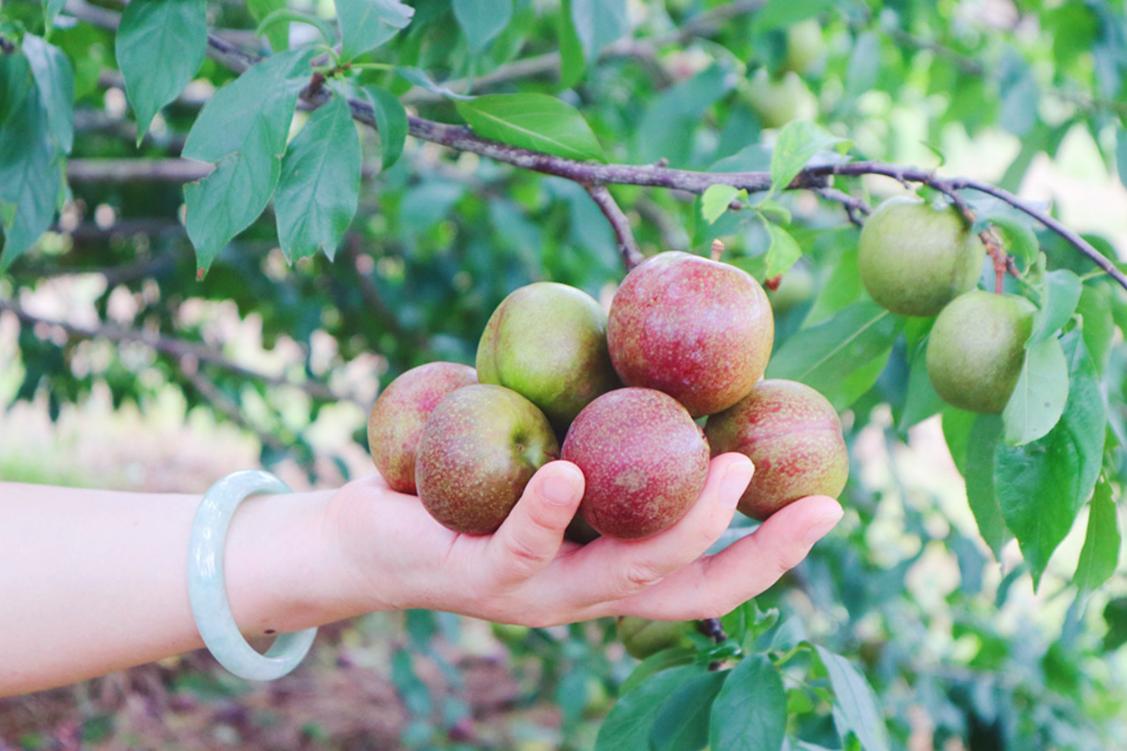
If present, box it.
[2,0,1127,748]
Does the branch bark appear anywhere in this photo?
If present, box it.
[62,0,1127,289]
[0,297,361,407]
[585,185,643,269]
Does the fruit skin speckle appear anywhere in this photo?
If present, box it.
[562,387,710,539]
[607,251,774,417]
[416,384,558,535]
[367,362,478,493]
[705,379,848,520]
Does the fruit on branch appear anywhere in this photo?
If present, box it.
[416,384,559,534]
[767,264,816,313]
[367,362,478,493]
[476,282,619,426]
[617,617,691,659]
[705,379,848,520]
[562,388,710,539]
[926,290,1034,413]
[607,251,774,417]
[785,19,823,74]
[858,196,985,316]
[746,69,817,129]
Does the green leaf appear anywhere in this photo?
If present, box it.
[558,0,586,88]
[1118,127,1127,190]
[569,0,628,66]
[182,49,315,273]
[248,0,289,51]
[22,34,74,154]
[115,0,207,141]
[995,335,1106,586]
[363,86,407,170]
[634,65,733,166]
[805,246,862,326]
[256,9,335,46]
[752,0,834,32]
[0,53,60,269]
[1028,269,1082,346]
[767,302,903,411]
[899,336,944,431]
[1002,337,1069,446]
[456,94,605,162]
[43,0,68,28]
[942,407,975,477]
[769,120,845,196]
[1077,285,1113,372]
[649,670,728,751]
[620,646,697,695]
[988,214,1039,266]
[595,666,709,751]
[701,184,745,224]
[814,646,890,751]
[453,0,513,53]
[763,221,802,278]
[708,655,786,751]
[335,0,414,61]
[1074,480,1120,591]
[274,95,361,262]
[845,31,880,98]
[998,50,1037,137]
[964,414,1008,559]
[396,67,475,100]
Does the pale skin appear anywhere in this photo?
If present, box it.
[0,453,843,697]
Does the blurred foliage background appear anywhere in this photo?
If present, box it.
[3,0,1127,748]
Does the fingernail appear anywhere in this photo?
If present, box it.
[803,502,843,545]
[541,465,582,506]
[722,457,754,506]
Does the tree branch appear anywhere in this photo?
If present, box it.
[585,185,643,269]
[61,0,1127,289]
[67,158,212,183]
[0,297,362,407]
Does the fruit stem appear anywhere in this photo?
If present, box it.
[710,239,724,261]
[697,618,728,671]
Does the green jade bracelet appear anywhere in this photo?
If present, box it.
[188,470,317,681]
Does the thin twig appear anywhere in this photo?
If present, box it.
[182,365,286,452]
[62,0,1127,289]
[585,184,643,269]
[814,187,871,227]
[0,297,360,406]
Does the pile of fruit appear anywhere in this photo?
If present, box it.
[367,251,849,540]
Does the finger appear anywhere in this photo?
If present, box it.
[555,453,754,606]
[593,495,843,620]
[486,461,585,584]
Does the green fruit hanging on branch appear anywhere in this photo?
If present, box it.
[926,290,1034,413]
[705,379,849,520]
[617,617,692,659]
[367,362,478,493]
[477,282,619,426]
[747,69,817,129]
[785,19,823,74]
[416,384,559,534]
[858,197,984,316]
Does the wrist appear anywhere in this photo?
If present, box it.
[223,488,368,635]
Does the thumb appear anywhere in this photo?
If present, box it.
[487,461,586,583]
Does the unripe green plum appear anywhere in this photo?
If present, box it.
[785,19,823,74]
[416,384,558,534]
[926,290,1035,413]
[477,282,619,426]
[367,362,477,493]
[705,379,848,520]
[617,617,691,659]
[563,388,710,539]
[747,69,817,129]
[607,251,774,417]
[858,197,984,316]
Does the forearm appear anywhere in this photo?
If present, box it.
[0,482,364,697]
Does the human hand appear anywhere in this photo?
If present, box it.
[325,453,842,626]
